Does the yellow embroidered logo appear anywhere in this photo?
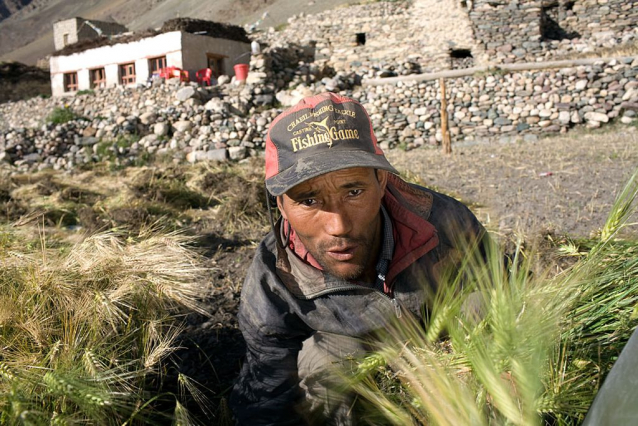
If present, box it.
[290,124,360,152]
[287,106,360,153]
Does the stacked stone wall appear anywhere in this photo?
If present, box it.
[468,0,637,64]
[352,58,637,150]
[257,0,474,76]
[470,0,542,58]
[558,0,638,40]
[1,58,635,171]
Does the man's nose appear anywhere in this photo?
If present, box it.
[322,206,352,237]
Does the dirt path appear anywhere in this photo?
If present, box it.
[385,126,638,239]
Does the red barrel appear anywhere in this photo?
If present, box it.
[234,64,249,81]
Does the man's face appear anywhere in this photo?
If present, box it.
[278,167,388,282]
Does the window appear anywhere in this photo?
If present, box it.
[206,53,226,77]
[90,68,106,88]
[63,72,78,92]
[149,56,167,75]
[449,48,474,69]
[356,33,366,46]
[63,33,69,46]
[119,63,136,85]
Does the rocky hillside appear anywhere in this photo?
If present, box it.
[0,0,33,21]
[0,0,361,65]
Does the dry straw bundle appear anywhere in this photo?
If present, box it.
[0,227,208,424]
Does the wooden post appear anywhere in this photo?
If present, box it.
[440,77,452,154]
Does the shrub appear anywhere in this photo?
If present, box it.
[47,106,78,124]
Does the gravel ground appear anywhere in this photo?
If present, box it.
[386,126,638,239]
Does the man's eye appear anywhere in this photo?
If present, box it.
[349,189,363,197]
[300,199,316,206]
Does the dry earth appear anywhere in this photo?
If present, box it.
[173,125,638,423]
[386,126,638,239]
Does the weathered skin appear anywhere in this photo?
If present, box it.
[277,168,388,282]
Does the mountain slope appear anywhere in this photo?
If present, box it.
[0,0,361,65]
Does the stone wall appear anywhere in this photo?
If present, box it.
[1,57,636,171]
[557,0,638,40]
[53,18,128,51]
[53,18,80,51]
[469,0,638,64]
[256,0,475,76]
[351,58,637,150]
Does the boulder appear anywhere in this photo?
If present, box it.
[206,149,228,162]
[175,87,198,102]
[172,120,193,133]
[140,112,157,125]
[575,80,588,90]
[154,122,170,136]
[228,146,247,160]
[584,112,609,123]
[558,111,571,125]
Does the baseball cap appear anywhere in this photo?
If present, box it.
[264,92,399,196]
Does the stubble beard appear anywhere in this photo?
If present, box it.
[305,235,376,281]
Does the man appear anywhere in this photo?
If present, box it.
[230,93,486,425]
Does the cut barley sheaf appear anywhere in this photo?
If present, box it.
[0,227,211,424]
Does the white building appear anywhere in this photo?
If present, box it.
[49,20,251,97]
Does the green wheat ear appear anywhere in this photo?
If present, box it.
[600,169,638,242]
[341,169,638,425]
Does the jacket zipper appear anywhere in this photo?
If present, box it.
[301,285,402,319]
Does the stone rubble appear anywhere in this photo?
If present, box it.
[0,0,637,171]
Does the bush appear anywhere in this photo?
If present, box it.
[47,106,78,124]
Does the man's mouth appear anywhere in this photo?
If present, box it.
[326,245,357,261]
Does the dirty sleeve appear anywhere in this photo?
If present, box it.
[230,235,312,425]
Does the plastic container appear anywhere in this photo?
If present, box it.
[234,64,249,81]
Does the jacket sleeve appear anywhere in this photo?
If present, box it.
[230,237,312,425]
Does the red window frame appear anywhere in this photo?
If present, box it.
[119,63,136,85]
[63,72,78,92]
[149,56,167,75]
[90,68,106,88]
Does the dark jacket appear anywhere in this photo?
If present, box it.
[230,175,486,425]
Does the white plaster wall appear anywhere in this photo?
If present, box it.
[135,58,151,85]
[50,31,183,92]
[181,32,251,78]
[167,51,183,70]
[78,69,91,91]
[51,73,65,97]
[105,64,120,88]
